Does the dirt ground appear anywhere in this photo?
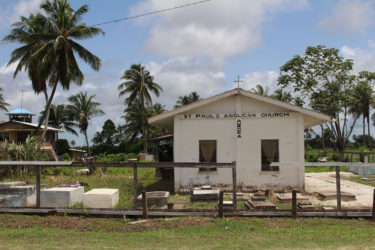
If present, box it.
[0,214,212,232]
[304,172,374,209]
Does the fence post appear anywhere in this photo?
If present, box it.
[292,189,297,219]
[335,165,342,212]
[232,161,237,211]
[36,165,41,208]
[142,191,148,219]
[133,162,138,209]
[218,190,224,218]
[372,189,375,222]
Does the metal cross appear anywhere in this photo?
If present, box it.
[233,75,243,88]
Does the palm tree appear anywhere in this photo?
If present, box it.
[352,80,374,148]
[67,92,104,156]
[251,84,269,96]
[39,104,78,139]
[3,0,104,146]
[0,87,9,111]
[118,64,162,153]
[174,91,200,108]
[271,88,293,103]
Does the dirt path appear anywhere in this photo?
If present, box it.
[305,172,374,209]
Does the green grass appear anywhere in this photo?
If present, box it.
[305,166,349,173]
[1,216,375,249]
[4,167,173,209]
[346,175,375,187]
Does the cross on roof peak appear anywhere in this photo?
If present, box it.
[233,75,243,88]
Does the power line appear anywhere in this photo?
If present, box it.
[0,0,212,46]
[92,0,212,26]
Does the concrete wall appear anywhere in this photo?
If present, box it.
[173,94,305,192]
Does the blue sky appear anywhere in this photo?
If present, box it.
[1,0,375,145]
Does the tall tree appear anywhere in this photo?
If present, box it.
[174,91,200,108]
[278,45,358,157]
[39,104,78,139]
[92,119,117,145]
[0,87,9,111]
[3,0,104,146]
[251,84,269,96]
[118,64,162,153]
[351,78,374,148]
[67,92,104,156]
[122,101,166,144]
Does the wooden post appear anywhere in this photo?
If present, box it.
[335,165,341,211]
[36,165,41,208]
[372,189,375,222]
[142,191,148,219]
[292,189,297,219]
[218,190,224,218]
[133,163,138,209]
[232,161,237,211]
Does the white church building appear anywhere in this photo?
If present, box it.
[149,88,332,192]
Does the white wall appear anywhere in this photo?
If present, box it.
[173,94,305,192]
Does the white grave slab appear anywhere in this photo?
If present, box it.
[41,186,84,207]
[83,188,119,208]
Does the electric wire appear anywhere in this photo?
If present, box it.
[0,0,212,46]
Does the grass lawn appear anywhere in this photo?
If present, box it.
[305,166,348,173]
[0,214,375,249]
[346,174,375,188]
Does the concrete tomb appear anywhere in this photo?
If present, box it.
[83,188,119,208]
[191,189,220,202]
[41,186,84,207]
[297,200,315,210]
[0,182,48,207]
[314,191,356,201]
[275,193,309,203]
[0,195,23,207]
[245,196,276,210]
[136,191,170,208]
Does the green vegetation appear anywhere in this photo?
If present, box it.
[0,215,375,249]
[346,175,375,187]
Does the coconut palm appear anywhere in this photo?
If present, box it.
[352,80,374,148]
[122,101,166,142]
[271,88,293,103]
[3,0,104,146]
[0,87,9,111]
[174,91,200,108]
[118,64,162,153]
[39,104,78,139]
[67,92,104,156]
[251,84,269,96]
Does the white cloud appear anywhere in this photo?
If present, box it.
[130,0,308,65]
[239,70,279,94]
[341,41,375,72]
[318,0,374,35]
[147,57,227,109]
[0,0,42,32]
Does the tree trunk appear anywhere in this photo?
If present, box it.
[38,82,58,149]
[368,114,372,151]
[363,115,366,149]
[320,125,325,155]
[84,130,91,156]
[140,97,148,154]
